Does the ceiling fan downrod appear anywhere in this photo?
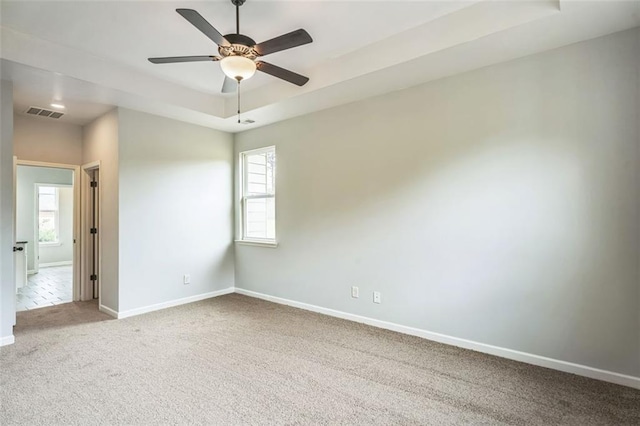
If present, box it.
[232,0,246,35]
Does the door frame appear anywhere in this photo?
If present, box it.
[81,161,100,302]
[15,160,81,301]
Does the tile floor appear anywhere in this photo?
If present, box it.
[16,265,73,312]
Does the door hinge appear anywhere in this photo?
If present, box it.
[90,181,98,188]
[90,228,97,234]
[90,274,97,281]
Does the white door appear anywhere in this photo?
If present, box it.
[81,163,100,301]
[12,156,17,325]
[14,242,27,290]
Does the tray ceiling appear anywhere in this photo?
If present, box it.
[1,1,639,132]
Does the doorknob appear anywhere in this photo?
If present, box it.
[13,247,24,252]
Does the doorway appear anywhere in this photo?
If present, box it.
[14,161,81,311]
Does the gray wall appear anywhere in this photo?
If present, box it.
[14,115,83,165]
[82,109,119,311]
[234,28,640,377]
[0,80,15,342]
[117,109,234,312]
[81,108,235,314]
[15,166,74,270]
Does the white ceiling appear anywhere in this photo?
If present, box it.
[1,1,639,132]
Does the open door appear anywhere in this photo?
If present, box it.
[89,169,99,299]
[81,162,100,302]
[12,156,17,325]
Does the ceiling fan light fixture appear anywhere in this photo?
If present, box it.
[220,56,256,81]
[148,4,312,92]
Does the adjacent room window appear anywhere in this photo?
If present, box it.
[240,146,276,243]
[38,186,60,244]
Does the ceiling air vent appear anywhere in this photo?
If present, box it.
[241,119,255,125]
[25,106,64,120]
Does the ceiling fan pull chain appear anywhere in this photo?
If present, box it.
[237,79,241,124]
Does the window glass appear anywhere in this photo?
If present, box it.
[241,147,276,242]
[38,186,59,243]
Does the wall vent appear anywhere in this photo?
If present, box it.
[25,106,64,119]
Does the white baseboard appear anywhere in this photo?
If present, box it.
[98,304,118,319]
[39,261,72,268]
[0,335,15,346]
[108,287,235,320]
[234,288,640,390]
[27,270,36,275]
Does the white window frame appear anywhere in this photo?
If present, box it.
[237,146,277,247]
[37,184,61,247]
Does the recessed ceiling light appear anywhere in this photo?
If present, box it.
[50,103,65,109]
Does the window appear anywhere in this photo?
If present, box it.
[239,146,276,244]
[38,186,59,244]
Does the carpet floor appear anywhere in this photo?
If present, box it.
[1,294,639,425]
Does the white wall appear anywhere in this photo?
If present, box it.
[117,108,234,313]
[234,28,640,378]
[15,166,73,270]
[0,80,15,343]
[82,109,119,311]
[39,186,73,265]
[13,114,83,165]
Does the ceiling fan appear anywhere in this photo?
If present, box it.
[148,0,313,93]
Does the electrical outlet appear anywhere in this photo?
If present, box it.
[373,291,381,304]
[351,286,359,298]
[183,274,190,285]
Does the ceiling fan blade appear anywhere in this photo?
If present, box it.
[253,29,312,56]
[221,76,236,93]
[148,56,220,64]
[256,61,309,86]
[176,9,230,47]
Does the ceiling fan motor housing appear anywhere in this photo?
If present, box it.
[220,33,258,59]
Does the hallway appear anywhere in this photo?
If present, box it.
[16,265,72,311]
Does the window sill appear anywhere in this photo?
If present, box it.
[235,240,278,248]
[39,242,61,247]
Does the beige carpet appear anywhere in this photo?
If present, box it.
[1,294,638,425]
